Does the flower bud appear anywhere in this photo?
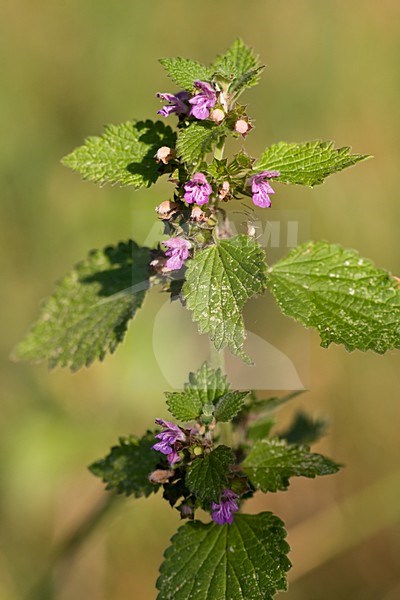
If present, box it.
[218,181,230,201]
[247,222,256,237]
[234,119,252,137]
[178,502,195,519]
[148,469,174,484]
[193,445,204,457]
[210,108,225,124]
[190,205,206,222]
[155,200,179,220]
[155,146,176,164]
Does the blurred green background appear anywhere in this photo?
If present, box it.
[1,1,400,598]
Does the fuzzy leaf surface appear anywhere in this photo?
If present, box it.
[183,236,267,360]
[213,39,262,93]
[62,119,176,188]
[157,513,291,600]
[15,241,150,371]
[89,432,160,498]
[166,363,229,422]
[187,362,230,405]
[165,390,203,422]
[214,391,249,422]
[242,438,341,492]
[255,141,370,186]
[268,241,400,353]
[185,445,234,503]
[159,57,213,90]
[177,122,224,165]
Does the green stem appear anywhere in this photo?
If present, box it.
[214,137,225,161]
[211,136,232,447]
[208,341,232,447]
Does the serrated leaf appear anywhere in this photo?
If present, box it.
[243,438,341,492]
[188,362,230,405]
[62,119,176,188]
[159,57,213,90]
[165,390,203,423]
[185,445,234,503]
[183,235,267,361]
[213,39,262,94]
[14,241,150,371]
[157,513,291,600]
[177,122,224,165]
[229,66,265,97]
[166,363,230,422]
[89,431,161,498]
[268,241,400,353]
[255,141,370,186]
[279,411,328,445]
[214,391,249,422]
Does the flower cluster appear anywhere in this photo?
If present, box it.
[152,419,241,526]
[153,78,281,273]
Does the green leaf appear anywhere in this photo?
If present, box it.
[279,411,328,445]
[14,241,150,371]
[267,241,400,353]
[214,391,249,422]
[166,363,229,422]
[62,119,176,188]
[183,235,267,361]
[213,39,262,94]
[159,57,213,90]
[185,445,234,503]
[188,362,230,405]
[229,66,265,97]
[255,141,370,186]
[243,438,341,493]
[165,390,203,423]
[177,122,224,165]
[89,431,161,498]
[157,512,291,600]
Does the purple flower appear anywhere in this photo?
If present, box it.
[250,170,280,208]
[157,91,190,117]
[184,173,212,206]
[163,238,191,271]
[153,418,187,465]
[166,450,182,465]
[189,81,217,120]
[211,489,239,525]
